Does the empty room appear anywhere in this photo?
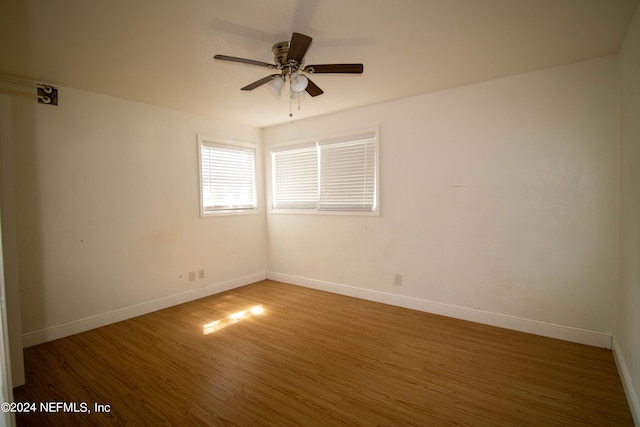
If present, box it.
[1,0,639,425]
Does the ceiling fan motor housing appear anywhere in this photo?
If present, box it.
[272,42,291,68]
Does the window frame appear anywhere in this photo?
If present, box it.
[198,135,259,217]
[269,128,380,216]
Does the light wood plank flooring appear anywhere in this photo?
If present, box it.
[14,280,632,426]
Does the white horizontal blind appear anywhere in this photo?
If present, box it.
[271,131,378,213]
[200,142,256,213]
[319,136,377,211]
[272,143,318,209]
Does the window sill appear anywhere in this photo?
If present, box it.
[201,209,260,217]
[269,209,379,217]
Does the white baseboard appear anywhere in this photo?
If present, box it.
[613,337,640,426]
[22,272,267,348]
[267,272,613,349]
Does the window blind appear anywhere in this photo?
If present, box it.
[319,137,377,211]
[272,143,318,209]
[200,142,256,213]
[271,132,378,213]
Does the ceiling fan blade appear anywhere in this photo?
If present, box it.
[214,54,276,69]
[304,64,364,74]
[287,33,313,64]
[241,74,280,91]
[305,78,324,97]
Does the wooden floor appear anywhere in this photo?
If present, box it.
[14,280,632,426]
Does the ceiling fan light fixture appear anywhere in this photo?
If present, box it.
[267,75,285,96]
[290,71,308,93]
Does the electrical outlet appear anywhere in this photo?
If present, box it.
[189,271,196,282]
[393,274,403,287]
[199,269,205,279]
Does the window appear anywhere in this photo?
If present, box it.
[271,130,378,214]
[198,136,257,216]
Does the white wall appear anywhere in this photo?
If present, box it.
[0,95,25,386]
[615,3,640,424]
[264,56,620,346]
[6,88,266,346]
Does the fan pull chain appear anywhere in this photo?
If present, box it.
[289,82,293,117]
[288,83,302,118]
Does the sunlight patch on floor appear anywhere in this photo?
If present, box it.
[203,305,265,334]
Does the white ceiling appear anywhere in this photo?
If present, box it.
[1,0,638,128]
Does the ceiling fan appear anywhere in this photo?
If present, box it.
[214,32,363,99]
